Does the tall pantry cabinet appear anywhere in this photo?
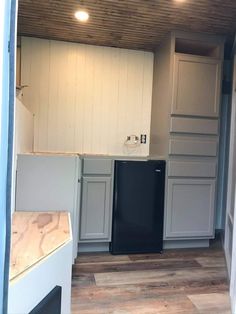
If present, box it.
[150,31,224,246]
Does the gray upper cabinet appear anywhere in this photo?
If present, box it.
[172,54,221,117]
[166,178,216,238]
[80,176,112,241]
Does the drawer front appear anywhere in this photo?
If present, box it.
[168,160,217,178]
[170,117,218,135]
[83,158,113,175]
[169,138,218,157]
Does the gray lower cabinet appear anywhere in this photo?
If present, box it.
[79,157,114,242]
[165,178,216,238]
[80,176,112,241]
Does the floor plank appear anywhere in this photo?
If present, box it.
[71,243,230,314]
[188,292,231,313]
[72,296,199,314]
[76,253,131,264]
[94,268,227,287]
[128,248,224,261]
[73,259,201,275]
[195,257,226,268]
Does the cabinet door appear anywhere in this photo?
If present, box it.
[172,54,221,117]
[80,176,112,241]
[166,179,215,238]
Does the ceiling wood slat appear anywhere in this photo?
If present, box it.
[18,0,236,51]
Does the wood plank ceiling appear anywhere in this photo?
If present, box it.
[18,0,236,51]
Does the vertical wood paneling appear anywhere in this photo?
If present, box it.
[15,98,34,154]
[92,46,104,153]
[21,37,154,155]
[38,39,50,151]
[12,98,34,213]
[74,43,86,153]
[117,50,129,155]
[142,52,154,150]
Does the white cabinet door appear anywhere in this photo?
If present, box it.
[80,176,112,241]
[172,54,221,117]
[166,179,216,238]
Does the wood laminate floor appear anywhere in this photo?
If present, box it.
[71,242,231,314]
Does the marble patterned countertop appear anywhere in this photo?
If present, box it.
[10,211,71,281]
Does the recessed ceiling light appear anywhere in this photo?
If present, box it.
[75,10,89,22]
[174,0,186,2]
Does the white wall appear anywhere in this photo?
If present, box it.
[14,98,34,154]
[11,98,34,213]
[21,37,154,156]
[8,239,72,314]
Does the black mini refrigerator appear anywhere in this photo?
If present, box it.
[110,160,166,254]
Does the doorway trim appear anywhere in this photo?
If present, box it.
[225,36,236,314]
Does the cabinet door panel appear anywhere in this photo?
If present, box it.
[172,54,221,117]
[80,176,111,241]
[166,179,215,238]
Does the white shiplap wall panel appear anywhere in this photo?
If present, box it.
[21,37,154,155]
[12,98,34,213]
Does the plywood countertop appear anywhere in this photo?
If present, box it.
[19,152,166,161]
[10,211,71,281]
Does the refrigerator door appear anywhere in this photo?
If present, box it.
[110,160,165,254]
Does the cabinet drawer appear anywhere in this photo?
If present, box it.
[170,117,218,135]
[165,178,215,238]
[168,160,217,178]
[83,158,113,175]
[169,138,218,156]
